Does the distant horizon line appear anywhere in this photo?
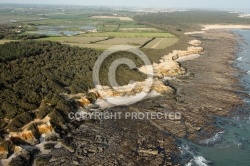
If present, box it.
[0,2,250,10]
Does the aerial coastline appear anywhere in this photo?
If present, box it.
[0,4,250,165]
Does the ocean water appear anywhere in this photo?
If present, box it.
[179,29,250,166]
[237,30,250,100]
[81,25,96,30]
[238,9,250,14]
[229,9,250,14]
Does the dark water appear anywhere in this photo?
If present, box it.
[30,25,96,36]
[179,29,250,166]
[81,25,96,30]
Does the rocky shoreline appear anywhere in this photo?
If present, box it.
[0,29,244,166]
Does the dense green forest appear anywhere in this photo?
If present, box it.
[0,40,145,132]
[0,24,47,40]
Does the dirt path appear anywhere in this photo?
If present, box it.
[151,38,164,48]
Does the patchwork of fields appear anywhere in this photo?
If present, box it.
[0,33,179,49]
[143,38,179,49]
[33,31,178,49]
[80,32,175,38]
[0,11,179,50]
[90,15,133,21]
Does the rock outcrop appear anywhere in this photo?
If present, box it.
[160,46,204,62]
[138,149,158,156]
[66,78,174,108]
[140,43,204,79]
[65,40,204,108]
[189,40,202,46]
[139,61,185,78]
[0,146,9,160]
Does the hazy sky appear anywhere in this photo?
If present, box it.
[0,0,250,9]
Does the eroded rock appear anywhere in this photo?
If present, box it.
[189,40,202,46]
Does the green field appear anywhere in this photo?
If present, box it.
[98,37,152,46]
[0,4,178,50]
[119,27,161,32]
[80,32,175,38]
[38,36,107,44]
[0,40,14,44]
[143,38,179,49]
[65,43,113,49]
[38,34,178,50]
[38,36,151,49]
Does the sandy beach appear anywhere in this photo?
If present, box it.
[185,24,250,35]
[202,24,250,30]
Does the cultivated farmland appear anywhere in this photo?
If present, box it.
[39,36,108,44]
[36,32,178,49]
[98,37,152,46]
[143,38,179,49]
[81,32,175,38]
[90,16,133,21]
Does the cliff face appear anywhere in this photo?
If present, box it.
[140,42,204,79]
[0,117,55,161]
[69,78,174,108]
[10,130,35,143]
[0,146,9,160]
[139,61,185,78]
[189,40,202,46]
[160,46,204,62]
[8,122,54,144]
[67,40,204,108]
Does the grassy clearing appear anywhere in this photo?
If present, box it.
[65,43,113,50]
[38,36,115,49]
[98,37,152,46]
[37,34,178,50]
[80,32,175,38]
[0,40,14,44]
[90,16,133,21]
[143,38,179,49]
[119,23,149,28]
[36,31,178,50]
[41,37,152,49]
[38,36,107,44]
[119,28,162,32]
